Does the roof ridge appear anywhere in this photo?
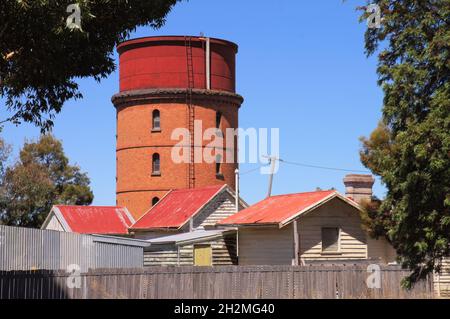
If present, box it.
[268,189,336,198]
[55,205,125,209]
[50,205,132,235]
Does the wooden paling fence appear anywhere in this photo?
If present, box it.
[0,265,434,299]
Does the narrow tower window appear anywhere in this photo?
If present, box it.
[215,111,222,129]
[152,110,161,131]
[152,197,160,206]
[152,153,161,175]
[215,154,223,178]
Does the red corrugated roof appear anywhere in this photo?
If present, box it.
[218,190,337,226]
[131,185,225,230]
[55,205,134,235]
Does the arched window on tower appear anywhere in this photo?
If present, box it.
[216,154,224,179]
[152,110,161,131]
[152,153,161,175]
[152,197,160,206]
[215,111,222,129]
[215,111,224,141]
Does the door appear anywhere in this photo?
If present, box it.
[194,244,212,266]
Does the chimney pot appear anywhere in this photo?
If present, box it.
[343,174,374,204]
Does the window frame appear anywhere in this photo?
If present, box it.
[215,154,224,179]
[321,227,341,254]
[152,109,161,132]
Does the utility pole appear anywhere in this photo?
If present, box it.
[235,168,239,213]
[265,155,278,198]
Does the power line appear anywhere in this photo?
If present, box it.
[239,164,270,176]
[238,157,369,177]
[279,159,370,173]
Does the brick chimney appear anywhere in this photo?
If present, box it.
[343,174,375,204]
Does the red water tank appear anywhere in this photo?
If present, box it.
[112,36,243,219]
[117,36,237,92]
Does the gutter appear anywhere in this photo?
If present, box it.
[149,230,236,247]
[217,223,279,228]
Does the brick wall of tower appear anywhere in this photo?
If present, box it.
[115,100,239,218]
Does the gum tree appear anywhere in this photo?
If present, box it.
[0,0,179,131]
[0,134,93,227]
[359,0,450,286]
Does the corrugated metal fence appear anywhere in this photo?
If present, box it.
[0,225,146,272]
[0,265,434,299]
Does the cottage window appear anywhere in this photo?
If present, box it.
[321,227,340,252]
[152,153,160,175]
[152,110,161,131]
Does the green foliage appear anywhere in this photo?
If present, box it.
[359,196,396,240]
[0,0,179,131]
[0,135,11,178]
[359,0,450,286]
[0,134,93,227]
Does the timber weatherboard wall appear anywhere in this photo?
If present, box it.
[435,257,450,297]
[367,237,397,264]
[144,234,237,266]
[298,198,367,261]
[45,214,65,232]
[238,227,294,265]
[0,225,146,272]
[237,197,369,265]
[193,191,243,229]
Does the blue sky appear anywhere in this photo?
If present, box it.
[1,0,384,205]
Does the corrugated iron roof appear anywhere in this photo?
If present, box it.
[218,190,338,226]
[54,205,134,235]
[91,234,151,247]
[147,229,233,245]
[131,185,225,230]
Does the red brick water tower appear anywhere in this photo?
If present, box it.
[112,36,243,218]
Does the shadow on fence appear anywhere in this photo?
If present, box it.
[0,270,70,299]
[0,265,434,299]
